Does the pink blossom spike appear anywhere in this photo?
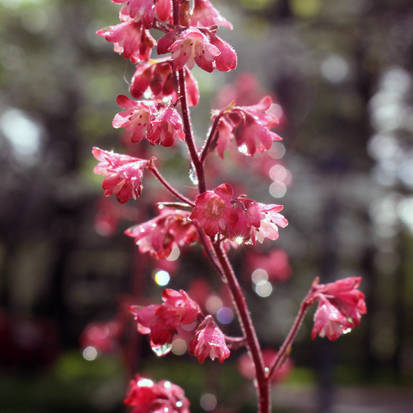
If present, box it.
[92,147,150,203]
[191,0,233,30]
[97,21,155,63]
[189,316,230,363]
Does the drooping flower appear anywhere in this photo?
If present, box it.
[191,184,285,243]
[189,316,230,363]
[213,96,282,157]
[191,0,233,30]
[249,203,288,244]
[125,375,190,413]
[130,289,202,346]
[158,28,237,72]
[92,147,150,203]
[113,95,185,146]
[155,0,172,22]
[130,60,200,106]
[151,106,186,146]
[114,0,155,28]
[310,277,367,341]
[97,20,155,63]
[125,207,198,259]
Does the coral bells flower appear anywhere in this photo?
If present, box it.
[158,28,237,72]
[113,95,185,146]
[130,61,200,106]
[114,0,155,28]
[189,316,230,363]
[125,375,190,413]
[125,207,198,259]
[155,0,172,22]
[191,184,286,243]
[130,289,202,347]
[214,96,282,157]
[249,203,288,244]
[97,20,155,63]
[310,277,367,341]
[92,147,150,203]
[191,0,233,30]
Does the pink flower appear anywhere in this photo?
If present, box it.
[191,0,233,30]
[246,249,291,283]
[113,95,153,143]
[92,147,150,203]
[249,203,288,244]
[214,96,282,157]
[130,61,200,106]
[155,0,172,22]
[238,349,293,383]
[113,95,185,146]
[114,0,155,28]
[310,277,367,341]
[80,320,120,353]
[158,28,236,72]
[151,106,185,146]
[130,289,202,346]
[97,20,155,63]
[125,375,190,413]
[189,316,230,363]
[125,207,198,259]
[191,184,281,242]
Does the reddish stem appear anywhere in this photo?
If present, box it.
[267,289,314,380]
[213,242,270,413]
[200,112,223,164]
[150,164,195,206]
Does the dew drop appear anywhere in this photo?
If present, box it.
[151,343,172,357]
[238,144,249,155]
[189,164,199,185]
[342,327,352,335]
[176,401,183,408]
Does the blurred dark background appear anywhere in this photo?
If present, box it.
[1,0,413,412]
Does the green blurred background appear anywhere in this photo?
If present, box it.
[1,0,413,412]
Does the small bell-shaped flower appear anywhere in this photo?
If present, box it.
[191,0,233,30]
[114,0,155,28]
[310,277,367,341]
[97,20,155,63]
[189,316,230,363]
[92,147,151,203]
[125,207,198,259]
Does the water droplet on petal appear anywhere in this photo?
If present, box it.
[151,343,172,357]
[238,144,249,155]
[189,164,199,185]
[342,327,352,335]
[176,401,183,408]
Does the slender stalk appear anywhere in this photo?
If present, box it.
[267,291,313,380]
[213,242,270,413]
[150,164,195,206]
[200,112,222,164]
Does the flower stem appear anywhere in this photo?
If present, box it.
[150,164,195,206]
[200,112,222,164]
[267,289,314,380]
[213,242,270,413]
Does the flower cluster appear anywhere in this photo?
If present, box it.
[125,375,190,413]
[309,277,367,341]
[130,289,230,364]
[191,183,288,243]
